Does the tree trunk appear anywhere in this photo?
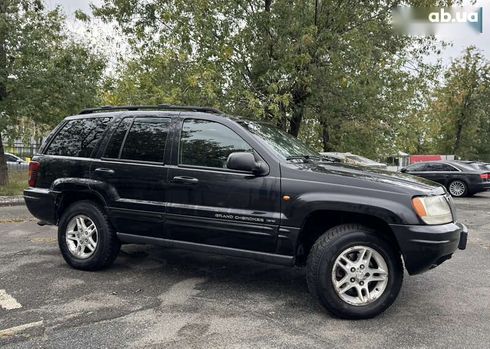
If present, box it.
[0,136,8,186]
[321,121,330,151]
[0,0,8,185]
[289,103,304,137]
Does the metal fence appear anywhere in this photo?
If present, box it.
[7,162,29,172]
[5,143,42,159]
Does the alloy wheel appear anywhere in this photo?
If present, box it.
[65,215,98,259]
[331,245,389,306]
[449,181,466,197]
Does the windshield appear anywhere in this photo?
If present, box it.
[239,120,320,160]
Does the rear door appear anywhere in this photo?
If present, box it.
[92,115,172,238]
[164,117,281,252]
[426,163,459,186]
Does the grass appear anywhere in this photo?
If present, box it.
[0,171,28,196]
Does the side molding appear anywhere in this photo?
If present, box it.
[117,233,295,266]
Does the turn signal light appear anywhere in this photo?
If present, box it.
[28,161,40,187]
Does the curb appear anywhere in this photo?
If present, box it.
[0,196,25,207]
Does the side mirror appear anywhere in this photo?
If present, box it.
[227,152,268,175]
[400,168,407,173]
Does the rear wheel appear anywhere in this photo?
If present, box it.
[306,224,403,319]
[58,201,120,270]
[448,180,468,197]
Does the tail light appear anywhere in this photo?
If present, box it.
[28,161,40,187]
[480,173,489,181]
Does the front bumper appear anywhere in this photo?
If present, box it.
[390,222,468,275]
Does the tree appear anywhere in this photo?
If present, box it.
[428,47,490,160]
[94,0,452,159]
[0,0,106,186]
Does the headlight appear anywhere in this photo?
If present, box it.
[412,195,453,225]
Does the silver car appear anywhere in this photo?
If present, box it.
[5,152,29,171]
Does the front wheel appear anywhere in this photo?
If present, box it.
[306,224,403,319]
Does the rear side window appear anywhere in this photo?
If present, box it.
[179,119,252,168]
[103,118,132,159]
[119,117,170,163]
[45,117,111,157]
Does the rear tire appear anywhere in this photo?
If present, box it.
[58,200,120,271]
[306,224,403,319]
[448,180,468,197]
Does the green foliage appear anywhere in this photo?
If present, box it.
[95,0,449,159]
[0,0,106,185]
[426,47,490,161]
[1,0,106,138]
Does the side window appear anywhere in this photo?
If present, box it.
[407,163,427,172]
[5,155,16,162]
[103,118,132,159]
[426,163,442,171]
[180,119,252,168]
[119,117,170,163]
[441,164,458,172]
[46,117,111,157]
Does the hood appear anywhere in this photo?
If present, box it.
[284,161,445,196]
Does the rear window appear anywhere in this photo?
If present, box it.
[45,117,111,157]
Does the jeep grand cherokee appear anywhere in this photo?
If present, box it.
[24,105,468,319]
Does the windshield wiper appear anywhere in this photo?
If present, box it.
[286,155,322,161]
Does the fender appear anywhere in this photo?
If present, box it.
[282,192,420,228]
[51,178,117,207]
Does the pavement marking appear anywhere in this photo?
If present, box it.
[0,289,22,310]
[0,321,44,338]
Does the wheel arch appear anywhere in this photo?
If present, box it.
[295,209,401,266]
[52,179,110,223]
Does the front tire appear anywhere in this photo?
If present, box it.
[306,224,403,319]
[58,200,120,271]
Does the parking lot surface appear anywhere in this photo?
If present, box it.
[1,193,490,348]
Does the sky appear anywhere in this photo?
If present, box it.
[46,0,490,67]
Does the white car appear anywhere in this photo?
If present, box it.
[5,152,29,171]
[321,152,387,169]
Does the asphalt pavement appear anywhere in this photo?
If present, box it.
[1,193,489,348]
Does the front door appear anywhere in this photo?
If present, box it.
[165,118,281,252]
[92,116,171,238]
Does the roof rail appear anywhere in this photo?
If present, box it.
[79,104,223,115]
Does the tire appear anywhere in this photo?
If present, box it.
[447,180,468,197]
[58,200,120,271]
[306,224,403,319]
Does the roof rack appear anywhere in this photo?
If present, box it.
[79,104,223,115]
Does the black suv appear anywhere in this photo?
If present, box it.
[24,105,468,319]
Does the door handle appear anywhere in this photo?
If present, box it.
[94,168,115,175]
[171,176,199,184]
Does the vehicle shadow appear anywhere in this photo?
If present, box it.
[116,243,319,312]
[113,244,420,320]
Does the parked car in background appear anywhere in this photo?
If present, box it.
[5,152,29,171]
[320,152,387,169]
[401,161,490,197]
[458,160,490,172]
